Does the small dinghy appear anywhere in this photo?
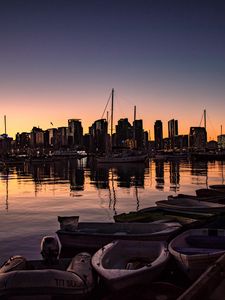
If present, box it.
[0,236,94,299]
[91,240,169,291]
[57,216,182,253]
[156,198,225,213]
[169,228,225,281]
[209,184,225,192]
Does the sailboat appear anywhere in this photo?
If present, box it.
[96,89,148,164]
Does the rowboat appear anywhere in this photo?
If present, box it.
[92,240,169,291]
[56,216,182,253]
[209,184,225,192]
[0,236,94,299]
[114,206,215,227]
[169,228,225,281]
[196,188,225,198]
[156,198,225,213]
[177,252,225,300]
[168,194,225,204]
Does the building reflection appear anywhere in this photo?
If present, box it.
[169,161,180,192]
[115,163,145,188]
[190,160,208,186]
[155,161,164,190]
[89,165,109,189]
[69,160,84,191]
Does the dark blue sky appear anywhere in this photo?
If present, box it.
[1,0,225,138]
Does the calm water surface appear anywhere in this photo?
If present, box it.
[0,158,225,263]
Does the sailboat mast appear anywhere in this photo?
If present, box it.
[4,115,7,135]
[133,105,136,145]
[204,109,206,130]
[111,89,114,137]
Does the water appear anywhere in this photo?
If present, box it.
[0,158,225,263]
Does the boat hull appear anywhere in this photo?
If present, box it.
[156,199,225,214]
[92,240,169,291]
[169,228,225,281]
[0,253,94,299]
[96,154,147,163]
[56,220,182,253]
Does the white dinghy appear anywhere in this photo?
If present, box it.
[0,236,94,299]
[169,228,225,281]
[92,240,169,291]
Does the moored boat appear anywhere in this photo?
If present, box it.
[196,188,225,198]
[0,236,94,299]
[169,228,225,281]
[91,240,169,291]
[209,184,225,192]
[156,198,225,213]
[114,206,215,227]
[168,194,225,204]
[177,252,225,300]
[56,216,182,253]
[96,152,148,164]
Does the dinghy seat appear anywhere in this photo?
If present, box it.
[174,247,225,255]
[125,257,152,270]
[186,235,225,249]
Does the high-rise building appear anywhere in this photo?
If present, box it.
[90,119,108,153]
[189,127,207,150]
[57,127,68,148]
[168,119,178,138]
[115,118,132,147]
[217,134,225,149]
[46,128,58,147]
[133,119,144,149]
[168,119,178,149]
[30,127,44,147]
[154,120,163,150]
[68,119,83,148]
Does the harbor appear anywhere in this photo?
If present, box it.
[1,158,225,299]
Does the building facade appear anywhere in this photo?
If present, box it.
[154,120,163,150]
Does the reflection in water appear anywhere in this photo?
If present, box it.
[155,161,164,190]
[69,160,84,192]
[108,169,117,215]
[2,158,225,264]
[90,165,109,189]
[1,168,9,211]
[191,160,208,186]
[2,159,225,212]
[169,161,180,192]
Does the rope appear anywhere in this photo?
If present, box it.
[101,91,112,119]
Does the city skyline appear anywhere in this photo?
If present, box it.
[1,0,225,140]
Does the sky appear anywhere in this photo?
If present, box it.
[0,0,225,140]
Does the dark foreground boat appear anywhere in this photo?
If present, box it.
[56,216,182,253]
[0,236,94,300]
[92,240,169,291]
[196,188,225,198]
[177,252,225,300]
[209,184,225,192]
[169,228,225,281]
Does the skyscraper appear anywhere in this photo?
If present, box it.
[189,127,207,150]
[115,118,132,147]
[168,119,178,149]
[154,120,163,150]
[168,119,178,138]
[133,119,144,149]
[68,119,83,148]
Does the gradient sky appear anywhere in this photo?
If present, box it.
[0,0,225,140]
